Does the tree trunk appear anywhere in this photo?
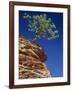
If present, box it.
[32,37,37,42]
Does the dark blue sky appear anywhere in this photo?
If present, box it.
[19,10,63,77]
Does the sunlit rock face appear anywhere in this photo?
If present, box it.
[19,36,51,79]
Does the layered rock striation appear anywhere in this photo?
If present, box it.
[19,36,51,79]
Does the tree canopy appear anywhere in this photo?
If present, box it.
[23,13,59,41]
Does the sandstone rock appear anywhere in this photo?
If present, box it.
[19,36,51,79]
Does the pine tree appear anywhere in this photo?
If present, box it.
[23,13,59,41]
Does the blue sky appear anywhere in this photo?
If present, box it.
[19,10,63,77]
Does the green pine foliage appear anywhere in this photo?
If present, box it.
[23,13,59,41]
